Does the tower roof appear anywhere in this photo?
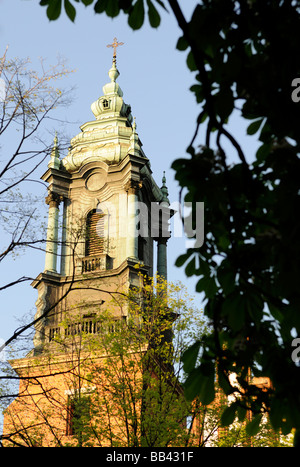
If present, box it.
[52,48,166,204]
[61,56,137,171]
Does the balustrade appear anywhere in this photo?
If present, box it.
[79,254,112,274]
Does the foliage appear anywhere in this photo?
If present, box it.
[171,1,300,444]
[64,276,209,447]
[39,0,166,28]
[2,277,205,446]
[32,0,300,446]
[2,275,291,446]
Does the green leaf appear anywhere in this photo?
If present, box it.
[236,404,247,423]
[185,256,196,277]
[217,234,230,251]
[64,0,76,21]
[221,402,238,427]
[175,251,191,268]
[94,0,108,13]
[199,374,215,406]
[217,266,236,295]
[255,142,271,163]
[81,0,94,5]
[183,368,202,401]
[46,0,62,20]
[184,364,215,405]
[196,276,218,299]
[217,370,234,396]
[247,118,264,136]
[147,0,160,28]
[215,88,234,121]
[181,341,201,373]
[128,0,145,30]
[246,291,263,323]
[221,292,246,332]
[259,120,272,142]
[176,36,189,51]
[187,51,197,72]
[269,398,283,431]
[246,414,263,436]
[106,0,120,17]
[190,84,204,103]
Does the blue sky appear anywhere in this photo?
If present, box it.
[0,1,257,346]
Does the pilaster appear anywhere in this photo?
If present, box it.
[125,179,142,260]
[44,191,63,273]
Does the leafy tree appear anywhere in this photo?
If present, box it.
[2,275,291,446]
[2,276,207,446]
[79,276,208,447]
[38,0,300,444]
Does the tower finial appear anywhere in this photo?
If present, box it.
[106,37,124,64]
[129,116,141,156]
[48,132,60,169]
[161,171,169,206]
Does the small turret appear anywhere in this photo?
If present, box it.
[160,171,170,207]
[129,117,141,156]
[48,132,60,170]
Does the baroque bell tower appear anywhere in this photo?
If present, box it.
[31,40,171,352]
[3,41,172,446]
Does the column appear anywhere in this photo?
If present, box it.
[44,192,62,273]
[126,180,141,259]
[157,237,168,281]
[154,202,171,281]
[60,198,69,275]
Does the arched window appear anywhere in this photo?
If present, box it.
[102,99,110,109]
[85,209,105,257]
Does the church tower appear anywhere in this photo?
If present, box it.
[3,42,173,446]
[32,41,171,353]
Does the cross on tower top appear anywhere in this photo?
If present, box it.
[107,37,124,61]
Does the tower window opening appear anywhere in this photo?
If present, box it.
[102,99,110,109]
[85,209,105,257]
[49,327,60,342]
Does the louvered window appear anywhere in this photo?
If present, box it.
[85,210,105,256]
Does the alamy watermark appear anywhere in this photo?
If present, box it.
[291,337,300,364]
[291,78,300,103]
[94,197,204,248]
